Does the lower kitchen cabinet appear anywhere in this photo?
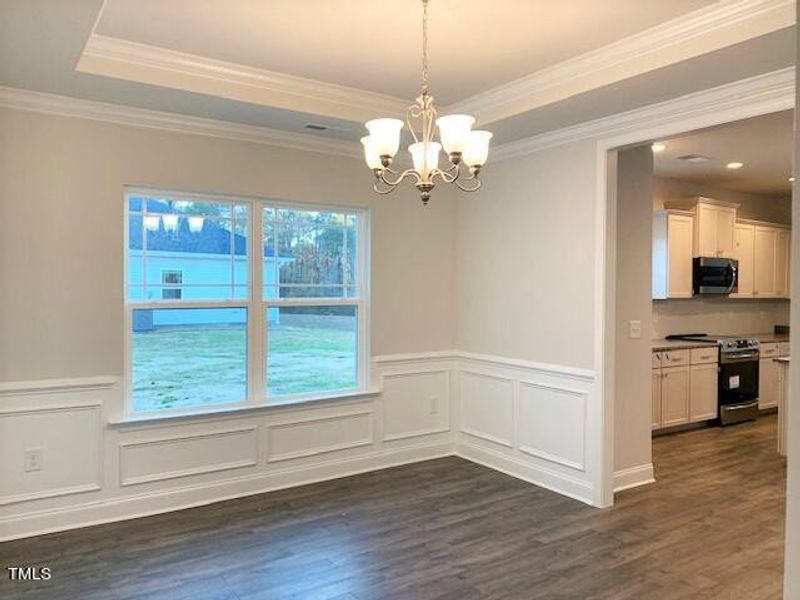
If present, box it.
[689,363,718,421]
[652,369,662,430]
[661,365,690,427]
[652,350,720,430]
[759,356,780,409]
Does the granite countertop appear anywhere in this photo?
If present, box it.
[652,332,789,352]
[652,339,717,351]
[744,333,790,344]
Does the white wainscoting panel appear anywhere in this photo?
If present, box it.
[0,378,113,506]
[382,370,450,441]
[267,409,374,463]
[459,370,514,447]
[455,354,595,505]
[517,381,586,471]
[1,353,602,540]
[119,426,258,487]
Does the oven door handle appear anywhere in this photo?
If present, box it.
[722,352,758,361]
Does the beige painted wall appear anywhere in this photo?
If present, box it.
[455,141,597,369]
[614,146,654,474]
[653,176,792,224]
[0,108,457,381]
[784,12,799,597]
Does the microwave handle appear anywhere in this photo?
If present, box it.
[726,263,737,293]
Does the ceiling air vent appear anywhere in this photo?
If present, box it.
[676,154,712,164]
[304,123,329,131]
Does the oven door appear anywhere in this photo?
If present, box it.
[693,257,738,295]
[719,353,758,405]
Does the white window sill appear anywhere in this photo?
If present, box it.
[108,388,381,427]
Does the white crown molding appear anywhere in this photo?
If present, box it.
[0,86,363,159]
[491,67,795,161]
[449,0,795,124]
[77,34,409,124]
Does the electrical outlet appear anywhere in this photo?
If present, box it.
[629,320,642,339]
[23,448,43,472]
[429,395,438,415]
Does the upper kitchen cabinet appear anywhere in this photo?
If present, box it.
[694,199,737,258]
[776,228,791,298]
[653,210,694,299]
[736,220,791,299]
[731,223,755,297]
[754,225,777,296]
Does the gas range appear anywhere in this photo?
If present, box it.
[664,334,760,425]
[665,334,760,353]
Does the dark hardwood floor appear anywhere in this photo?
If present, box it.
[1,416,786,599]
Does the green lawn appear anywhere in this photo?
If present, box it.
[132,325,356,412]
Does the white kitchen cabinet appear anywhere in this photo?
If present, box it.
[754,225,778,297]
[653,211,694,299]
[732,223,754,297]
[652,368,662,430]
[690,363,718,422]
[759,355,780,410]
[695,201,736,258]
[652,349,718,431]
[776,228,791,298]
[661,365,690,427]
[731,221,791,299]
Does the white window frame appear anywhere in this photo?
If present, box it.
[123,187,371,419]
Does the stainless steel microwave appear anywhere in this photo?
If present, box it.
[693,257,738,295]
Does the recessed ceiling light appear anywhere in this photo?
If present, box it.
[651,142,667,153]
[677,154,711,164]
[726,162,744,170]
[304,123,329,131]
[790,177,795,182]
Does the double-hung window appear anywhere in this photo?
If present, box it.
[125,189,369,416]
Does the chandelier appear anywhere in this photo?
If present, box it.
[360,0,492,205]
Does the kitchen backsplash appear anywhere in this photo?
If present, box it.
[653,297,789,338]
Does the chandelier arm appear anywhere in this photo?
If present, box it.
[373,180,399,195]
[432,167,458,184]
[379,168,420,187]
[454,176,482,193]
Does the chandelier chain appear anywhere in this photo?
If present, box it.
[421,0,429,93]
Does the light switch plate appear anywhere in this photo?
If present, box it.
[629,320,642,339]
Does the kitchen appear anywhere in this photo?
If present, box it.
[649,111,792,456]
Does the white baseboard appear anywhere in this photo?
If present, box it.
[613,463,655,492]
[455,441,594,506]
[1,441,451,542]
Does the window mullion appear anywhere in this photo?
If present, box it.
[250,203,265,404]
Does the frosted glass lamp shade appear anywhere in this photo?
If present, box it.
[188,216,205,233]
[361,136,383,170]
[144,215,160,231]
[365,118,403,158]
[408,141,441,178]
[463,131,493,167]
[162,214,179,232]
[436,114,475,155]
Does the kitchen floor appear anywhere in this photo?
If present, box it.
[1,416,786,600]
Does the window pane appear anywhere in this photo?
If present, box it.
[127,194,249,301]
[132,308,247,412]
[264,207,358,299]
[267,305,357,397]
